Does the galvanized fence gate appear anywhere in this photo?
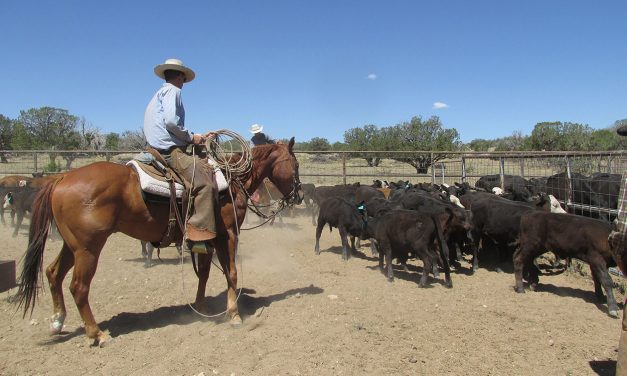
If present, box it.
[0,149,625,218]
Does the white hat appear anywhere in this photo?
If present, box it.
[154,58,196,83]
[250,124,263,134]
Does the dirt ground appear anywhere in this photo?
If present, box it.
[0,209,623,376]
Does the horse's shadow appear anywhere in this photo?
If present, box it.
[38,284,324,344]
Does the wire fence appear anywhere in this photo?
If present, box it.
[0,149,625,219]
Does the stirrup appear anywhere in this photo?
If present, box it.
[187,240,209,255]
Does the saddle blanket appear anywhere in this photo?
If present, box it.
[127,159,229,198]
[127,160,184,198]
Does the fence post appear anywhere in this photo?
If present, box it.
[106,152,111,163]
[520,158,525,178]
[461,157,467,183]
[565,155,574,209]
[33,152,38,173]
[431,152,435,184]
[499,157,505,190]
[608,155,612,174]
[342,153,346,185]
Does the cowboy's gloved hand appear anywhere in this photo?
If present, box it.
[191,133,205,145]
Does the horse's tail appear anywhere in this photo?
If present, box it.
[15,176,62,317]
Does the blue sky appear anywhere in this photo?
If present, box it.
[1,0,625,143]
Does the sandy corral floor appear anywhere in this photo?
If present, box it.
[0,208,623,376]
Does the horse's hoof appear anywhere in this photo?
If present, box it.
[49,313,65,334]
[609,309,620,319]
[89,332,111,348]
[529,283,538,292]
[50,321,63,334]
[230,314,243,327]
[446,281,453,289]
[515,286,525,294]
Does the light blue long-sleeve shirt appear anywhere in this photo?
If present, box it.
[143,83,193,150]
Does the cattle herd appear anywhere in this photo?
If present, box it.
[305,173,621,318]
[0,169,623,320]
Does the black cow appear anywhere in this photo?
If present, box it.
[314,197,367,260]
[300,183,316,209]
[475,174,534,202]
[589,173,621,212]
[311,183,361,225]
[3,186,39,236]
[399,191,475,271]
[0,174,33,226]
[355,185,385,204]
[545,172,605,219]
[363,208,463,288]
[514,211,619,318]
[461,192,553,272]
[364,197,401,218]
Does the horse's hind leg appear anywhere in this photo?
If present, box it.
[67,238,108,345]
[45,242,75,334]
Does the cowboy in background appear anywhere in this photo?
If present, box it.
[143,58,217,253]
[609,123,627,374]
[250,123,275,146]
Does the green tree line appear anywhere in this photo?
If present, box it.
[2,107,625,172]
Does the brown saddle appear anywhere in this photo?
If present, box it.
[133,148,188,248]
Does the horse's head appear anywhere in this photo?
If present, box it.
[267,137,303,205]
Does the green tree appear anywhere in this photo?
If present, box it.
[467,138,495,151]
[308,137,331,151]
[16,107,80,149]
[494,131,529,151]
[14,107,83,169]
[331,141,348,151]
[386,116,461,173]
[344,124,383,166]
[529,121,593,151]
[0,114,13,162]
[590,128,627,150]
[105,133,121,150]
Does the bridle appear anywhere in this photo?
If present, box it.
[237,153,302,229]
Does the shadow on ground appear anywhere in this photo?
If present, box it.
[36,284,324,344]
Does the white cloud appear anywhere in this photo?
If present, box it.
[366,73,377,80]
[433,101,449,109]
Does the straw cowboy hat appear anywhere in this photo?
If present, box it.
[154,58,196,82]
[250,124,263,134]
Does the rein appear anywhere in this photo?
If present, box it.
[236,156,302,231]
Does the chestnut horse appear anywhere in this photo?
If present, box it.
[16,138,302,346]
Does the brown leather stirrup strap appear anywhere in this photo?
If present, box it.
[145,147,186,247]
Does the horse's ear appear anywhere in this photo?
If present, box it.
[288,137,295,150]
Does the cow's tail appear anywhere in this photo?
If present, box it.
[15,176,62,317]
